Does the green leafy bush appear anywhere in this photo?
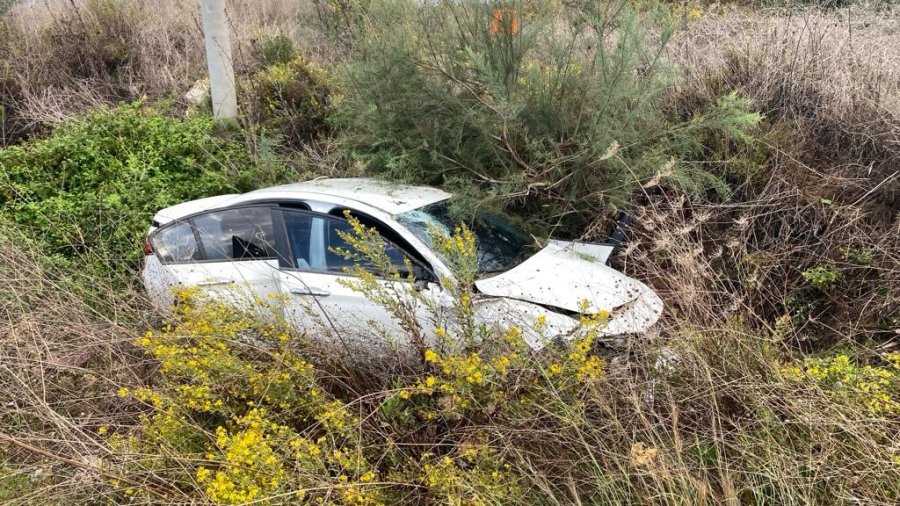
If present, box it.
[255,34,297,67]
[334,0,760,236]
[801,265,841,289]
[245,55,333,148]
[0,104,285,281]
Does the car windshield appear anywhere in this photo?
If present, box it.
[397,200,539,273]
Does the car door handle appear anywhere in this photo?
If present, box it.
[289,288,330,297]
[195,280,235,287]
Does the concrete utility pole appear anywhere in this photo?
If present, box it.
[200,0,237,120]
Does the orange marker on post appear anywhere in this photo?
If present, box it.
[490,8,519,35]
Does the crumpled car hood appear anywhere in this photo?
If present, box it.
[474,240,644,314]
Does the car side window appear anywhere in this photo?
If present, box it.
[192,207,278,260]
[282,210,409,274]
[151,221,200,263]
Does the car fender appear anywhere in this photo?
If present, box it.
[473,297,579,351]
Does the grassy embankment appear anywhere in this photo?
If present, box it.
[0,1,898,504]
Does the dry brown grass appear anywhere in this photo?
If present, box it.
[0,228,155,502]
[0,0,326,142]
[623,181,899,346]
[1,221,897,504]
[503,328,900,504]
[0,3,898,504]
[670,7,900,202]
[607,7,900,348]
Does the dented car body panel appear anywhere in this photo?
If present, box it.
[142,178,663,352]
[474,240,638,314]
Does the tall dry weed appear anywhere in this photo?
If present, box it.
[670,8,899,209]
[600,8,900,347]
[0,0,326,142]
[0,226,153,501]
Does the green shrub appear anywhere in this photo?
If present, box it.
[255,34,297,67]
[801,265,841,290]
[334,0,760,236]
[840,246,875,266]
[244,56,332,148]
[0,104,286,282]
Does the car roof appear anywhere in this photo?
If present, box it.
[238,178,451,214]
[152,178,452,225]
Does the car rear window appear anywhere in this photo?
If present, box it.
[151,221,200,263]
[192,207,278,260]
[150,207,279,263]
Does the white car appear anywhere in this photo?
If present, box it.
[143,178,662,352]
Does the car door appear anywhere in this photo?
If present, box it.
[147,206,282,310]
[276,208,440,355]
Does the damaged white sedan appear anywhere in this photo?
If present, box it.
[143,178,662,352]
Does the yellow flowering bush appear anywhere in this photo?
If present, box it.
[95,215,900,504]
[197,409,289,504]
[331,210,433,350]
[111,290,386,504]
[336,219,609,423]
[418,443,520,505]
[106,220,615,504]
[401,320,607,419]
[782,353,900,416]
[429,223,480,344]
